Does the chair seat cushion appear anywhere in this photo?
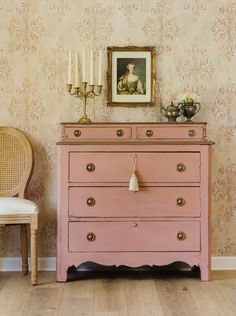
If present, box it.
[0,197,38,215]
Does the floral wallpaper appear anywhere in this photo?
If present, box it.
[0,0,236,257]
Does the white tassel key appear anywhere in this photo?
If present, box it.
[129,155,139,192]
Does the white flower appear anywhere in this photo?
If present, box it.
[176,90,200,103]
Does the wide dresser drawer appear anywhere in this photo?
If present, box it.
[69,152,200,183]
[69,187,200,218]
[68,221,200,252]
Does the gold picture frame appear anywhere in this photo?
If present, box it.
[107,46,156,107]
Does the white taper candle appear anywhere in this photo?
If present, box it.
[90,49,94,84]
[68,50,72,84]
[82,48,86,82]
[98,50,102,85]
[75,52,79,87]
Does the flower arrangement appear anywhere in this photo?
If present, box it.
[176,88,200,103]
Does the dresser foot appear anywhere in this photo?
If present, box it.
[57,269,68,282]
[200,265,211,281]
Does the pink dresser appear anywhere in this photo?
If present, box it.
[57,122,213,281]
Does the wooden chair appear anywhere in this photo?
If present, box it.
[0,127,38,285]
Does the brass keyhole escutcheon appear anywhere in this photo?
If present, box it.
[188,129,196,137]
[86,163,95,172]
[177,163,186,172]
[177,231,186,241]
[74,129,81,137]
[87,197,95,206]
[116,129,124,137]
[176,197,185,206]
[146,129,153,137]
[87,232,96,242]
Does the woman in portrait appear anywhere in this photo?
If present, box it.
[117,62,145,95]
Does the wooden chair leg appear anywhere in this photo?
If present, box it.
[30,212,38,285]
[20,224,28,275]
[30,213,38,285]
[31,227,38,285]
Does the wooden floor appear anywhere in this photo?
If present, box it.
[0,270,235,315]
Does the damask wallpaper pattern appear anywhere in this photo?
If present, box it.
[0,0,235,257]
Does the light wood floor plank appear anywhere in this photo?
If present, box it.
[153,271,200,316]
[22,272,64,316]
[0,272,32,316]
[125,278,164,316]
[182,271,236,316]
[94,278,128,315]
[0,271,235,315]
[58,272,95,316]
[94,312,121,316]
[0,271,13,312]
[3,273,32,316]
[214,271,236,315]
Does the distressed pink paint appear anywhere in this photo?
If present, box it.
[69,221,200,252]
[136,125,204,139]
[68,187,201,218]
[60,123,207,141]
[64,126,132,140]
[57,123,213,282]
[69,152,200,183]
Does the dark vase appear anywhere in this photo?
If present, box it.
[178,102,201,122]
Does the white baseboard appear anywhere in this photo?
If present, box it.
[0,256,235,271]
[212,256,236,270]
[0,257,56,272]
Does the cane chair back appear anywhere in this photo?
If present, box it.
[0,127,33,198]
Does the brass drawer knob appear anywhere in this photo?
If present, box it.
[87,197,95,206]
[177,163,185,172]
[177,231,186,241]
[74,129,81,137]
[146,129,153,137]
[87,232,96,242]
[176,197,185,206]
[116,129,124,137]
[188,129,196,137]
[86,163,95,172]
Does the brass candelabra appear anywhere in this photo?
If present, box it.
[67,82,103,124]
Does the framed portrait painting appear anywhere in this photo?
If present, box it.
[107,46,156,107]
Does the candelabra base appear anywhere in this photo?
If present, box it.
[78,115,92,124]
[67,82,103,124]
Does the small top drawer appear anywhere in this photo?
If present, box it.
[63,126,132,140]
[136,125,204,140]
